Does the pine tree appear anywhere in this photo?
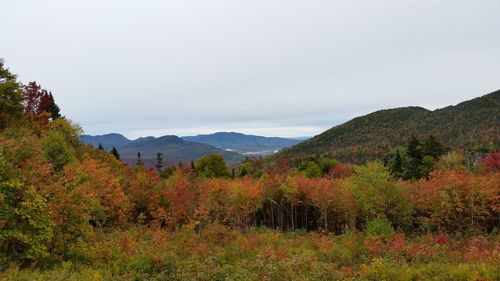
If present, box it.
[136,152,144,167]
[46,92,61,120]
[110,146,120,160]
[98,143,104,150]
[191,159,195,170]
[155,152,163,171]
[422,135,447,159]
[405,135,423,179]
[389,150,404,178]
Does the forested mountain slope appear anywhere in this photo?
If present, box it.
[277,90,500,162]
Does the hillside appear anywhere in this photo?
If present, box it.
[182,132,302,155]
[81,134,244,163]
[277,90,500,162]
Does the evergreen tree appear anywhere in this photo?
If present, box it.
[136,152,144,167]
[46,92,61,120]
[191,159,195,170]
[110,146,120,160]
[389,149,404,178]
[404,135,423,179]
[422,135,447,159]
[98,143,104,150]
[155,152,163,171]
[406,135,422,160]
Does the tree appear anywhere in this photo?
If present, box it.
[422,135,447,160]
[110,146,120,160]
[136,152,144,167]
[319,159,338,175]
[45,92,61,119]
[481,152,500,173]
[301,161,322,178]
[195,154,231,178]
[352,161,413,231]
[23,82,49,115]
[404,135,423,179]
[160,167,175,179]
[0,59,23,130]
[41,130,76,172]
[0,153,53,263]
[388,150,404,178]
[437,152,466,171]
[155,152,163,171]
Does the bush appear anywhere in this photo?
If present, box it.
[365,218,394,240]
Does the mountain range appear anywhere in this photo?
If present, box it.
[277,90,500,162]
[80,132,304,164]
[182,132,302,155]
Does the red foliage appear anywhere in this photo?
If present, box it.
[23,81,54,115]
[434,233,449,245]
[327,164,352,179]
[481,152,500,173]
[388,233,406,253]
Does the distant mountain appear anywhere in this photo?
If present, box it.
[80,134,244,164]
[277,90,500,162]
[80,133,130,151]
[182,132,303,155]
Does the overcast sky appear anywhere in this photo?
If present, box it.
[1,0,499,138]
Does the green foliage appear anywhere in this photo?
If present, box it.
[159,167,175,179]
[422,135,448,159]
[404,135,423,179]
[45,92,61,120]
[437,152,466,171]
[300,161,322,178]
[364,218,394,240]
[41,130,75,172]
[0,59,23,130]
[352,161,413,230]
[388,149,404,178]
[48,119,82,148]
[195,153,231,178]
[0,154,53,264]
[387,135,449,179]
[238,157,263,178]
[319,158,338,174]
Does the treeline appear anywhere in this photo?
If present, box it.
[0,59,499,269]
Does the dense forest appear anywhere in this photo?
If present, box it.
[277,91,500,163]
[1,59,499,280]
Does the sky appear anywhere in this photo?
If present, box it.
[1,0,499,139]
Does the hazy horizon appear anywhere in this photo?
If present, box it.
[2,0,499,138]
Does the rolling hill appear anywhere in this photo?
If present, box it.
[181,132,302,155]
[80,134,244,164]
[277,90,500,162]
